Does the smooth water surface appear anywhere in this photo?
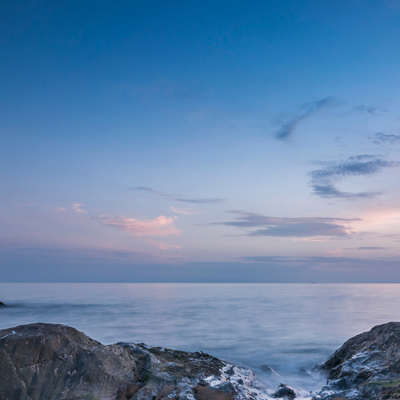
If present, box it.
[1,283,400,392]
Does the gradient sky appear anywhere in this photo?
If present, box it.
[2,0,400,282]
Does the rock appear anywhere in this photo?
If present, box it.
[261,365,282,380]
[0,323,268,400]
[313,322,400,400]
[273,383,297,399]
[0,323,138,400]
[0,302,5,307]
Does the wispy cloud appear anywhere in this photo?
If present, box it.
[213,211,358,238]
[175,198,224,204]
[309,156,398,199]
[373,133,400,145]
[72,203,86,213]
[381,234,400,241]
[241,255,361,264]
[311,184,378,199]
[95,215,181,237]
[354,105,388,115]
[356,246,390,250]
[143,238,182,250]
[275,97,338,140]
[130,187,225,204]
[132,187,173,198]
[170,207,199,216]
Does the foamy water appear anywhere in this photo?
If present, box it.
[1,283,400,396]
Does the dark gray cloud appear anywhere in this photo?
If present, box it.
[309,156,398,199]
[213,211,358,238]
[275,97,337,140]
[130,187,225,204]
[311,184,379,199]
[310,157,393,183]
[373,133,400,145]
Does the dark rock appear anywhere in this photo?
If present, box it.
[0,323,139,400]
[261,365,281,380]
[0,302,5,307]
[273,383,297,399]
[314,322,400,400]
[193,385,234,400]
[0,323,266,400]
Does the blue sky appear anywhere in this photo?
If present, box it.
[1,0,400,282]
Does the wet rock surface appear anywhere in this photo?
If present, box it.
[313,322,400,400]
[272,384,297,399]
[0,323,268,400]
[4,321,400,400]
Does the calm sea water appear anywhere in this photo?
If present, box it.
[1,283,400,393]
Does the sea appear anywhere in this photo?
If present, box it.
[1,283,399,396]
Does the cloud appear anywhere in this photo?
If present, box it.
[170,207,199,216]
[55,207,67,212]
[357,246,390,250]
[309,156,398,199]
[310,157,393,183]
[275,97,337,140]
[131,187,173,198]
[95,215,181,237]
[311,184,379,199]
[143,238,182,250]
[175,198,224,204]
[71,203,86,213]
[241,255,360,264]
[381,234,400,241]
[130,187,225,204]
[213,211,358,238]
[373,133,400,145]
[355,105,388,115]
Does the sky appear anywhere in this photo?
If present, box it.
[1,0,400,282]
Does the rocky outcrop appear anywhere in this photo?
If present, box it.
[313,322,400,400]
[272,384,297,399]
[0,323,267,400]
[4,321,400,400]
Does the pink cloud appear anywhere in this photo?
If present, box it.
[72,203,86,213]
[170,207,199,216]
[96,215,181,237]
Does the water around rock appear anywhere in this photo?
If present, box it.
[0,323,269,400]
[2,321,400,400]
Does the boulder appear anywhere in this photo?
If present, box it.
[0,323,139,400]
[272,383,297,399]
[0,301,5,307]
[0,323,267,400]
[314,322,400,400]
